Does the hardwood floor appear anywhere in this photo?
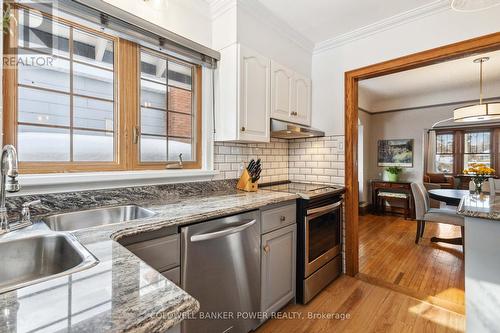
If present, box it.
[256,275,465,333]
[256,214,465,332]
[359,214,464,313]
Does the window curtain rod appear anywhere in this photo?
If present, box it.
[29,0,220,68]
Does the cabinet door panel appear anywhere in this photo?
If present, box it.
[293,74,311,126]
[261,224,296,315]
[271,61,293,121]
[239,45,270,142]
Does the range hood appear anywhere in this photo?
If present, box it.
[270,119,325,139]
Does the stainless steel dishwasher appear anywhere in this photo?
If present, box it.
[181,210,261,333]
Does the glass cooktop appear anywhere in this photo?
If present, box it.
[261,182,343,199]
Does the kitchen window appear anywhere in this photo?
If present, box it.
[6,8,118,172]
[3,5,202,173]
[138,49,199,165]
[435,133,454,173]
[464,131,491,168]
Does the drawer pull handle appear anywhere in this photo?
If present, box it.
[279,216,286,222]
[263,245,270,253]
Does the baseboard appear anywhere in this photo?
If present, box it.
[358,204,372,215]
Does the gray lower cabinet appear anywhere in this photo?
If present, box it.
[261,223,297,315]
[120,232,181,286]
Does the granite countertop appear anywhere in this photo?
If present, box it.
[457,193,500,220]
[0,182,298,333]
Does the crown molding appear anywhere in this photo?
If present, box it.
[314,0,450,55]
[208,0,314,53]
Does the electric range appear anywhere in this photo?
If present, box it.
[261,181,344,200]
[261,181,345,303]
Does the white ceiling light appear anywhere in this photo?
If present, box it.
[453,57,500,122]
[451,0,500,12]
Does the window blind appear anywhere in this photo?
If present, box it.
[26,0,220,68]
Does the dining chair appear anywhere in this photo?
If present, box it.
[411,182,464,249]
[486,178,500,194]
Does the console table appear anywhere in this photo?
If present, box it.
[371,180,415,219]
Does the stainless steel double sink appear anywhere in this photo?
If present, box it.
[0,232,97,294]
[0,204,155,294]
[42,204,156,231]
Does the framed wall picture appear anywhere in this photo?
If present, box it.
[377,139,414,167]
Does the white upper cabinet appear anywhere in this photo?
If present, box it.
[271,61,311,126]
[215,43,270,142]
[239,45,271,142]
[270,61,294,122]
[293,73,312,126]
[212,2,312,142]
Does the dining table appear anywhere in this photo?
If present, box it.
[428,189,470,206]
[427,189,470,245]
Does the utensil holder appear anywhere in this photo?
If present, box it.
[236,169,258,192]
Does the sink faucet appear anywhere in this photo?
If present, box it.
[0,145,20,233]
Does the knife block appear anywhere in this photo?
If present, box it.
[236,169,258,192]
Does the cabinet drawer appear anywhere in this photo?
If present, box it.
[126,234,179,272]
[162,266,180,286]
[261,203,296,234]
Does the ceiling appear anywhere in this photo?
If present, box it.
[255,0,439,43]
[359,50,500,112]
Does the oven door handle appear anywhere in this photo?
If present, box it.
[306,201,342,216]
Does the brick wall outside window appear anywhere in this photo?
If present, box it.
[168,87,192,114]
[167,87,192,138]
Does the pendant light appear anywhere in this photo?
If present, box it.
[453,57,500,122]
[451,0,500,12]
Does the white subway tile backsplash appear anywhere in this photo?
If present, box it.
[288,136,345,185]
[317,176,331,183]
[213,138,289,184]
[214,136,345,186]
[324,140,337,148]
[306,175,318,182]
[218,146,231,154]
[311,141,324,148]
[312,168,324,175]
[306,161,318,168]
[318,161,330,168]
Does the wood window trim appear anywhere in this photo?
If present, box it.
[130,47,202,170]
[3,5,124,173]
[463,129,493,172]
[432,128,495,176]
[434,132,454,175]
[3,4,203,173]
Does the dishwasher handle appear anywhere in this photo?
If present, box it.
[190,219,256,242]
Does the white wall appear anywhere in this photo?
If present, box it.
[236,5,312,76]
[361,80,500,112]
[366,106,454,187]
[358,110,371,203]
[102,0,212,47]
[312,7,500,135]
[211,2,312,76]
[362,99,500,200]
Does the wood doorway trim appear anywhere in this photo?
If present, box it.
[344,32,500,276]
